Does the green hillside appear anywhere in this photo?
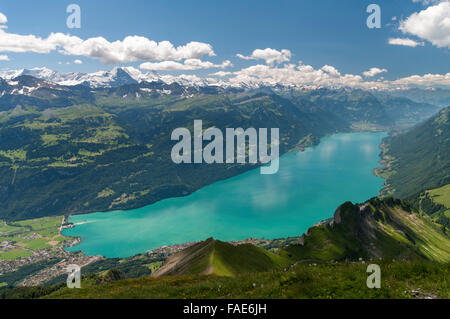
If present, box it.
[284,88,439,127]
[428,184,450,208]
[153,238,291,277]
[284,198,450,263]
[40,260,449,299]
[380,107,450,199]
[0,89,347,221]
[0,80,439,221]
[412,184,450,227]
[147,197,450,280]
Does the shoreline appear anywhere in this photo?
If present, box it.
[373,138,396,197]
[62,131,388,260]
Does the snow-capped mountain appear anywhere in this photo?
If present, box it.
[0,74,64,97]
[0,67,81,84]
[0,67,167,88]
[0,67,229,99]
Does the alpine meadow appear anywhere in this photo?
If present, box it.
[0,0,449,310]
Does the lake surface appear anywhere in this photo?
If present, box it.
[63,132,387,258]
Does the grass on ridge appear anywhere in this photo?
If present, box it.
[45,261,450,299]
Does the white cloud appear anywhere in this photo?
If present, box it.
[140,59,232,71]
[210,71,232,77]
[321,65,341,77]
[363,67,387,77]
[388,37,425,47]
[400,2,450,48]
[205,60,450,90]
[412,0,443,5]
[0,12,7,24]
[0,28,216,64]
[391,72,450,87]
[236,48,291,65]
[0,54,9,61]
[73,59,83,64]
[223,62,370,89]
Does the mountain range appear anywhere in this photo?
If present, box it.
[0,67,219,89]
[0,69,443,220]
[1,67,450,105]
[0,68,448,299]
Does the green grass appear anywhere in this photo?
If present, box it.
[148,261,163,273]
[412,184,450,227]
[0,216,65,261]
[0,222,21,234]
[0,149,27,162]
[383,107,450,199]
[14,216,62,230]
[391,206,450,262]
[0,248,33,260]
[210,242,291,277]
[22,238,51,250]
[284,199,450,263]
[154,239,291,277]
[428,184,450,208]
[45,261,450,299]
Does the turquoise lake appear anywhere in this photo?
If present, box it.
[63,132,387,258]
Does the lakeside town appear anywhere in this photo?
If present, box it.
[1,213,305,288]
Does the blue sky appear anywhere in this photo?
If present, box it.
[0,0,449,88]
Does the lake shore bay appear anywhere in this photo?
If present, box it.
[63,132,387,258]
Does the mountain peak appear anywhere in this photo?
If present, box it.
[152,238,290,277]
[286,198,450,262]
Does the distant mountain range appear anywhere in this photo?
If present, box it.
[0,70,448,298]
[0,67,219,89]
[1,67,450,106]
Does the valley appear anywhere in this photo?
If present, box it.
[1,0,450,306]
[62,131,386,258]
[0,71,440,221]
[0,69,448,299]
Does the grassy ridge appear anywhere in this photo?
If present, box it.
[43,261,449,299]
[284,198,450,263]
[153,238,291,277]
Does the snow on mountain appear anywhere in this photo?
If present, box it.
[0,67,170,88]
[0,66,275,90]
[0,72,66,97]
[0,66,323,92]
